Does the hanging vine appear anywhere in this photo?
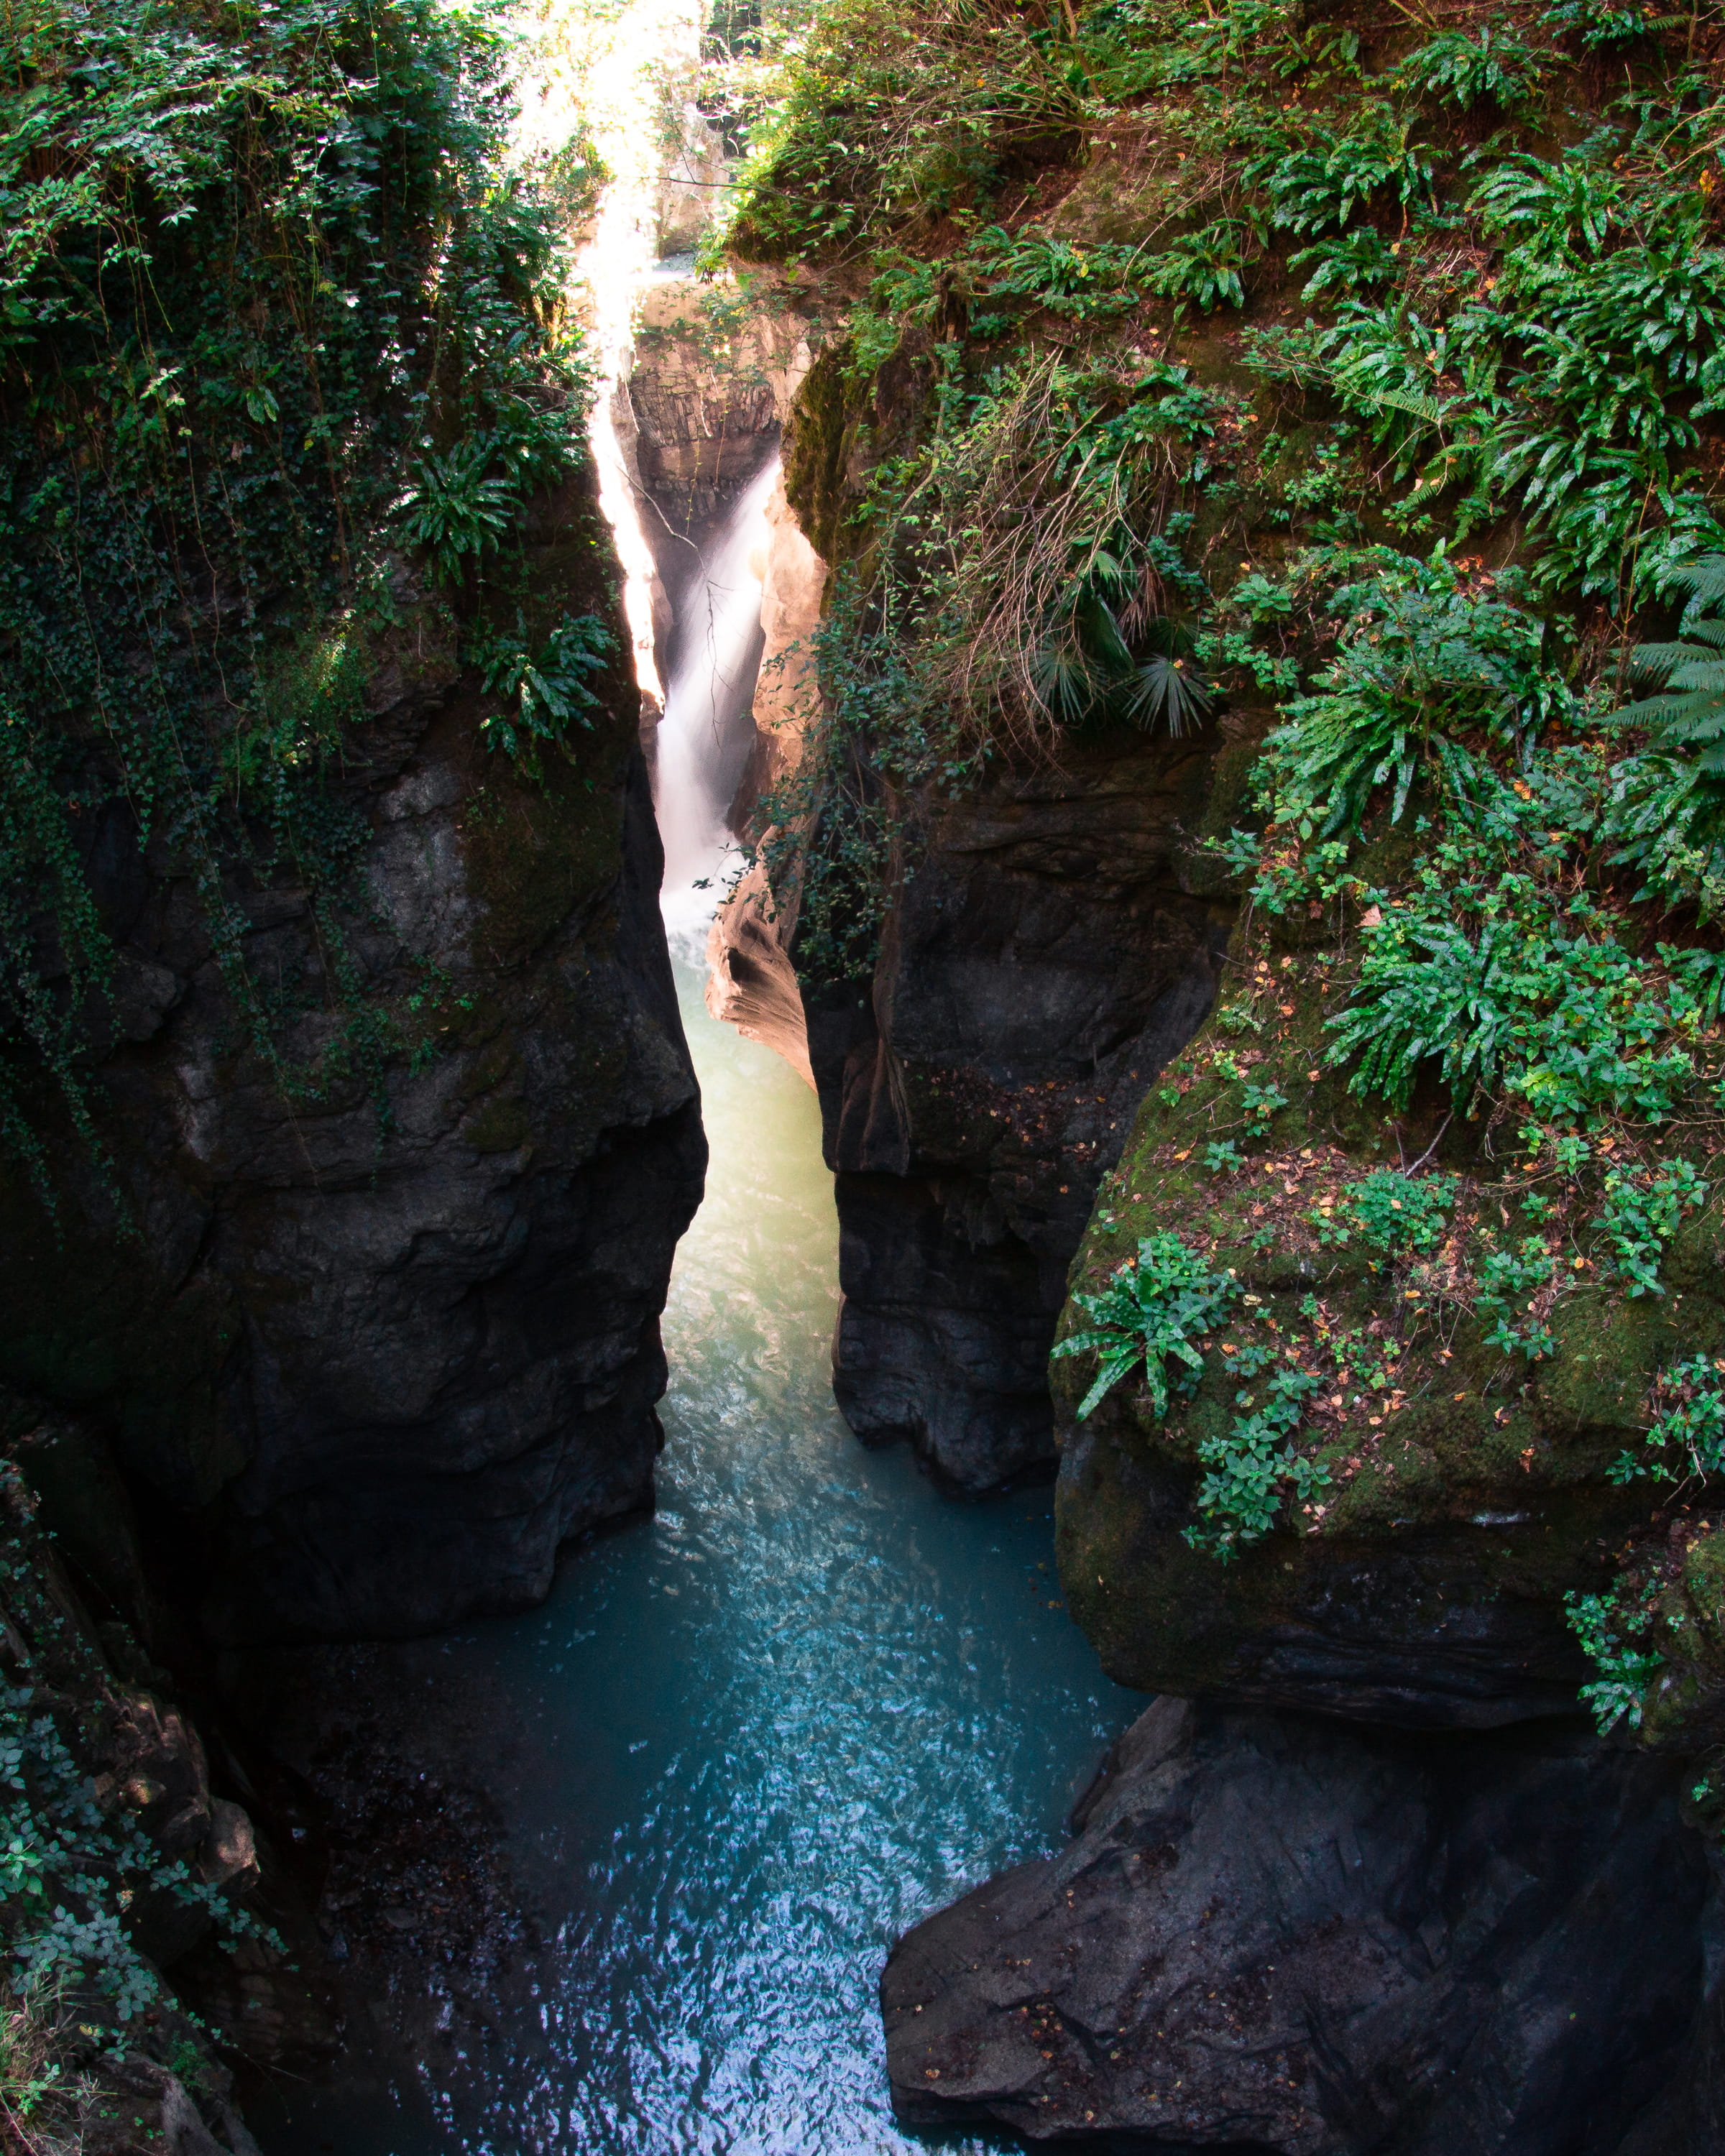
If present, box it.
[0,0,604,1216]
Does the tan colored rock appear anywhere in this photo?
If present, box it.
[705,471,827,1085]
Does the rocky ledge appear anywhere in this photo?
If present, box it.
[886,1695,1722,2154]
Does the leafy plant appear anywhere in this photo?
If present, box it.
[1313,1169,1455,1258]
[1327,854,1706,1124]
[1143,220,1257,312]
[1613,554,1725,771]
[0,1475,278,2042]
[1540,0,1661,47]
[469,614,615,768]
[1565,1583,1663,1730]
[1593,1158,1708,1296]
[1257,106,1433,236]
[1292,228,1399,300]
[1053,1233,1240,1419]
[397,438,523,583]
[1474,1235,1557,1357]
[972,229,1146,321]
[1397,26,1543,110]
[1258,554,1568,839]
[1609,1353,1725,1482]
[1184,1351,1328,1559]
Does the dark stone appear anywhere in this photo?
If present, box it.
[0,479,706,1641]
[883,1696,1713,2154]
[1055,1409,1606,1728]
[805,737,1233,1490]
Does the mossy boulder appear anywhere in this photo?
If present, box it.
[1053,918,1725,1726]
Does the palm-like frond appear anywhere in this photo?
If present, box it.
[1123,652,1214,736]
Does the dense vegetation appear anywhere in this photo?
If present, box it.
[719,0,1725,1772]
[0,0,604,1215]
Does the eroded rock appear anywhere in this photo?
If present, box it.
[808,740,1233,1489]
[885,1696,1712,2154]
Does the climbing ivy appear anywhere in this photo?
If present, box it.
[0,0,594,1213]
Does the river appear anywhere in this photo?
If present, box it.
[252,441,1136,2155]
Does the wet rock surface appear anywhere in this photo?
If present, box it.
[884,1695,1717,2154]
[806,738,1232,1491]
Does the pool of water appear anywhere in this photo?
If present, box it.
[256,959,1138,2155]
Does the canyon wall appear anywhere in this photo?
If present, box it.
[0,472,704,1644]
[717,7,1725,2142]
[804,745,1232,1488]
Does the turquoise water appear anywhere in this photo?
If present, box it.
[257,960,1136,2155]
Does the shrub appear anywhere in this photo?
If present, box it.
[1397,25,1543,109]
[1565,1583,1664,1731]
[1593,1158,1708,1296]
[468,614,615,771]
[1256,553,1568,839]
[1312,1170,1456,1258]
[1609,1353,1725,1482]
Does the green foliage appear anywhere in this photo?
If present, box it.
[0,1475,275,2040]
[1540,0,1664,47]
[1292,228,1399,300]
[1396,25,1543,109]
[1142,221,1256,312]
[1609,1352,1725,1481]
[969,228,1146,321]
[1317,136,1725,599]
[1565,1582,1664,1730]
[1258,553,1570,840]
[0,0,593,1204]
[1593,1157,1708,1295]
[398,439,524,583]
[1184,1352,1328,1560]
[725,0,1087,259]
[1255,103,1433,236]
[1054,1232,1239,1419]
[1614,553,1725,772]
[1327,867,1706,1121]
[1312,1169,1456,1258]
[468,613,614,770]
[1474,1234,1558,1357]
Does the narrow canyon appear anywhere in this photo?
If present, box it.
[3,0,1724,2150]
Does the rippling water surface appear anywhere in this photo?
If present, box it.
[259,959,1136,2154]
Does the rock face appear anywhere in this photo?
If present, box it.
[806,740,1233,1490]
[0,476,705,1641]
[704,469,827,1084]
[885,1695,1719,2154]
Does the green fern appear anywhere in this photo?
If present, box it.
[1614,555,1725,771]
[1052,1233,1239,1420]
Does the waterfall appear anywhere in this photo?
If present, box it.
[653,455,778,945]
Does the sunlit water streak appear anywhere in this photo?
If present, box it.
[656,457,776,942]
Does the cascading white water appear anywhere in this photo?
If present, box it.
[653,456,779,944]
